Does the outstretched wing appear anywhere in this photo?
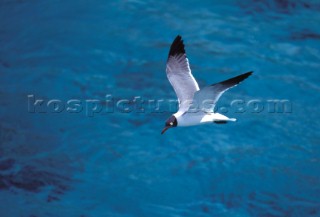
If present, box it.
[166,35,200,113]
[191,71,253,112]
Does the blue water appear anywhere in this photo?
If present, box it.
[1,0,320,216]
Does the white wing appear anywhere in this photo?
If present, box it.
[191,71,253,112]
[166,36,200,113]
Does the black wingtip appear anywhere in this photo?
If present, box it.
[168,35,186,57]
[218,71,253,87]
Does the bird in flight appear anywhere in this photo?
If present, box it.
[161,35,252,134]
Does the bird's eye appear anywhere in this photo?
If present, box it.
[170,122,173,126]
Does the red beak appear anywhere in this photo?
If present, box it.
[161,126,171,134]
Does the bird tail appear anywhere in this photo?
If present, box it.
[229,118,237,122]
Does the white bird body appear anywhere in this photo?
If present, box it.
[174,112,236,127]
[161,35,252,134]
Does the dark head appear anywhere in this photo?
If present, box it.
[161,115,177,134]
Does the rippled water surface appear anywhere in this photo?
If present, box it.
[1,0,320,216]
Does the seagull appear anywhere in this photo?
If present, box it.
[161,35,252,134]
